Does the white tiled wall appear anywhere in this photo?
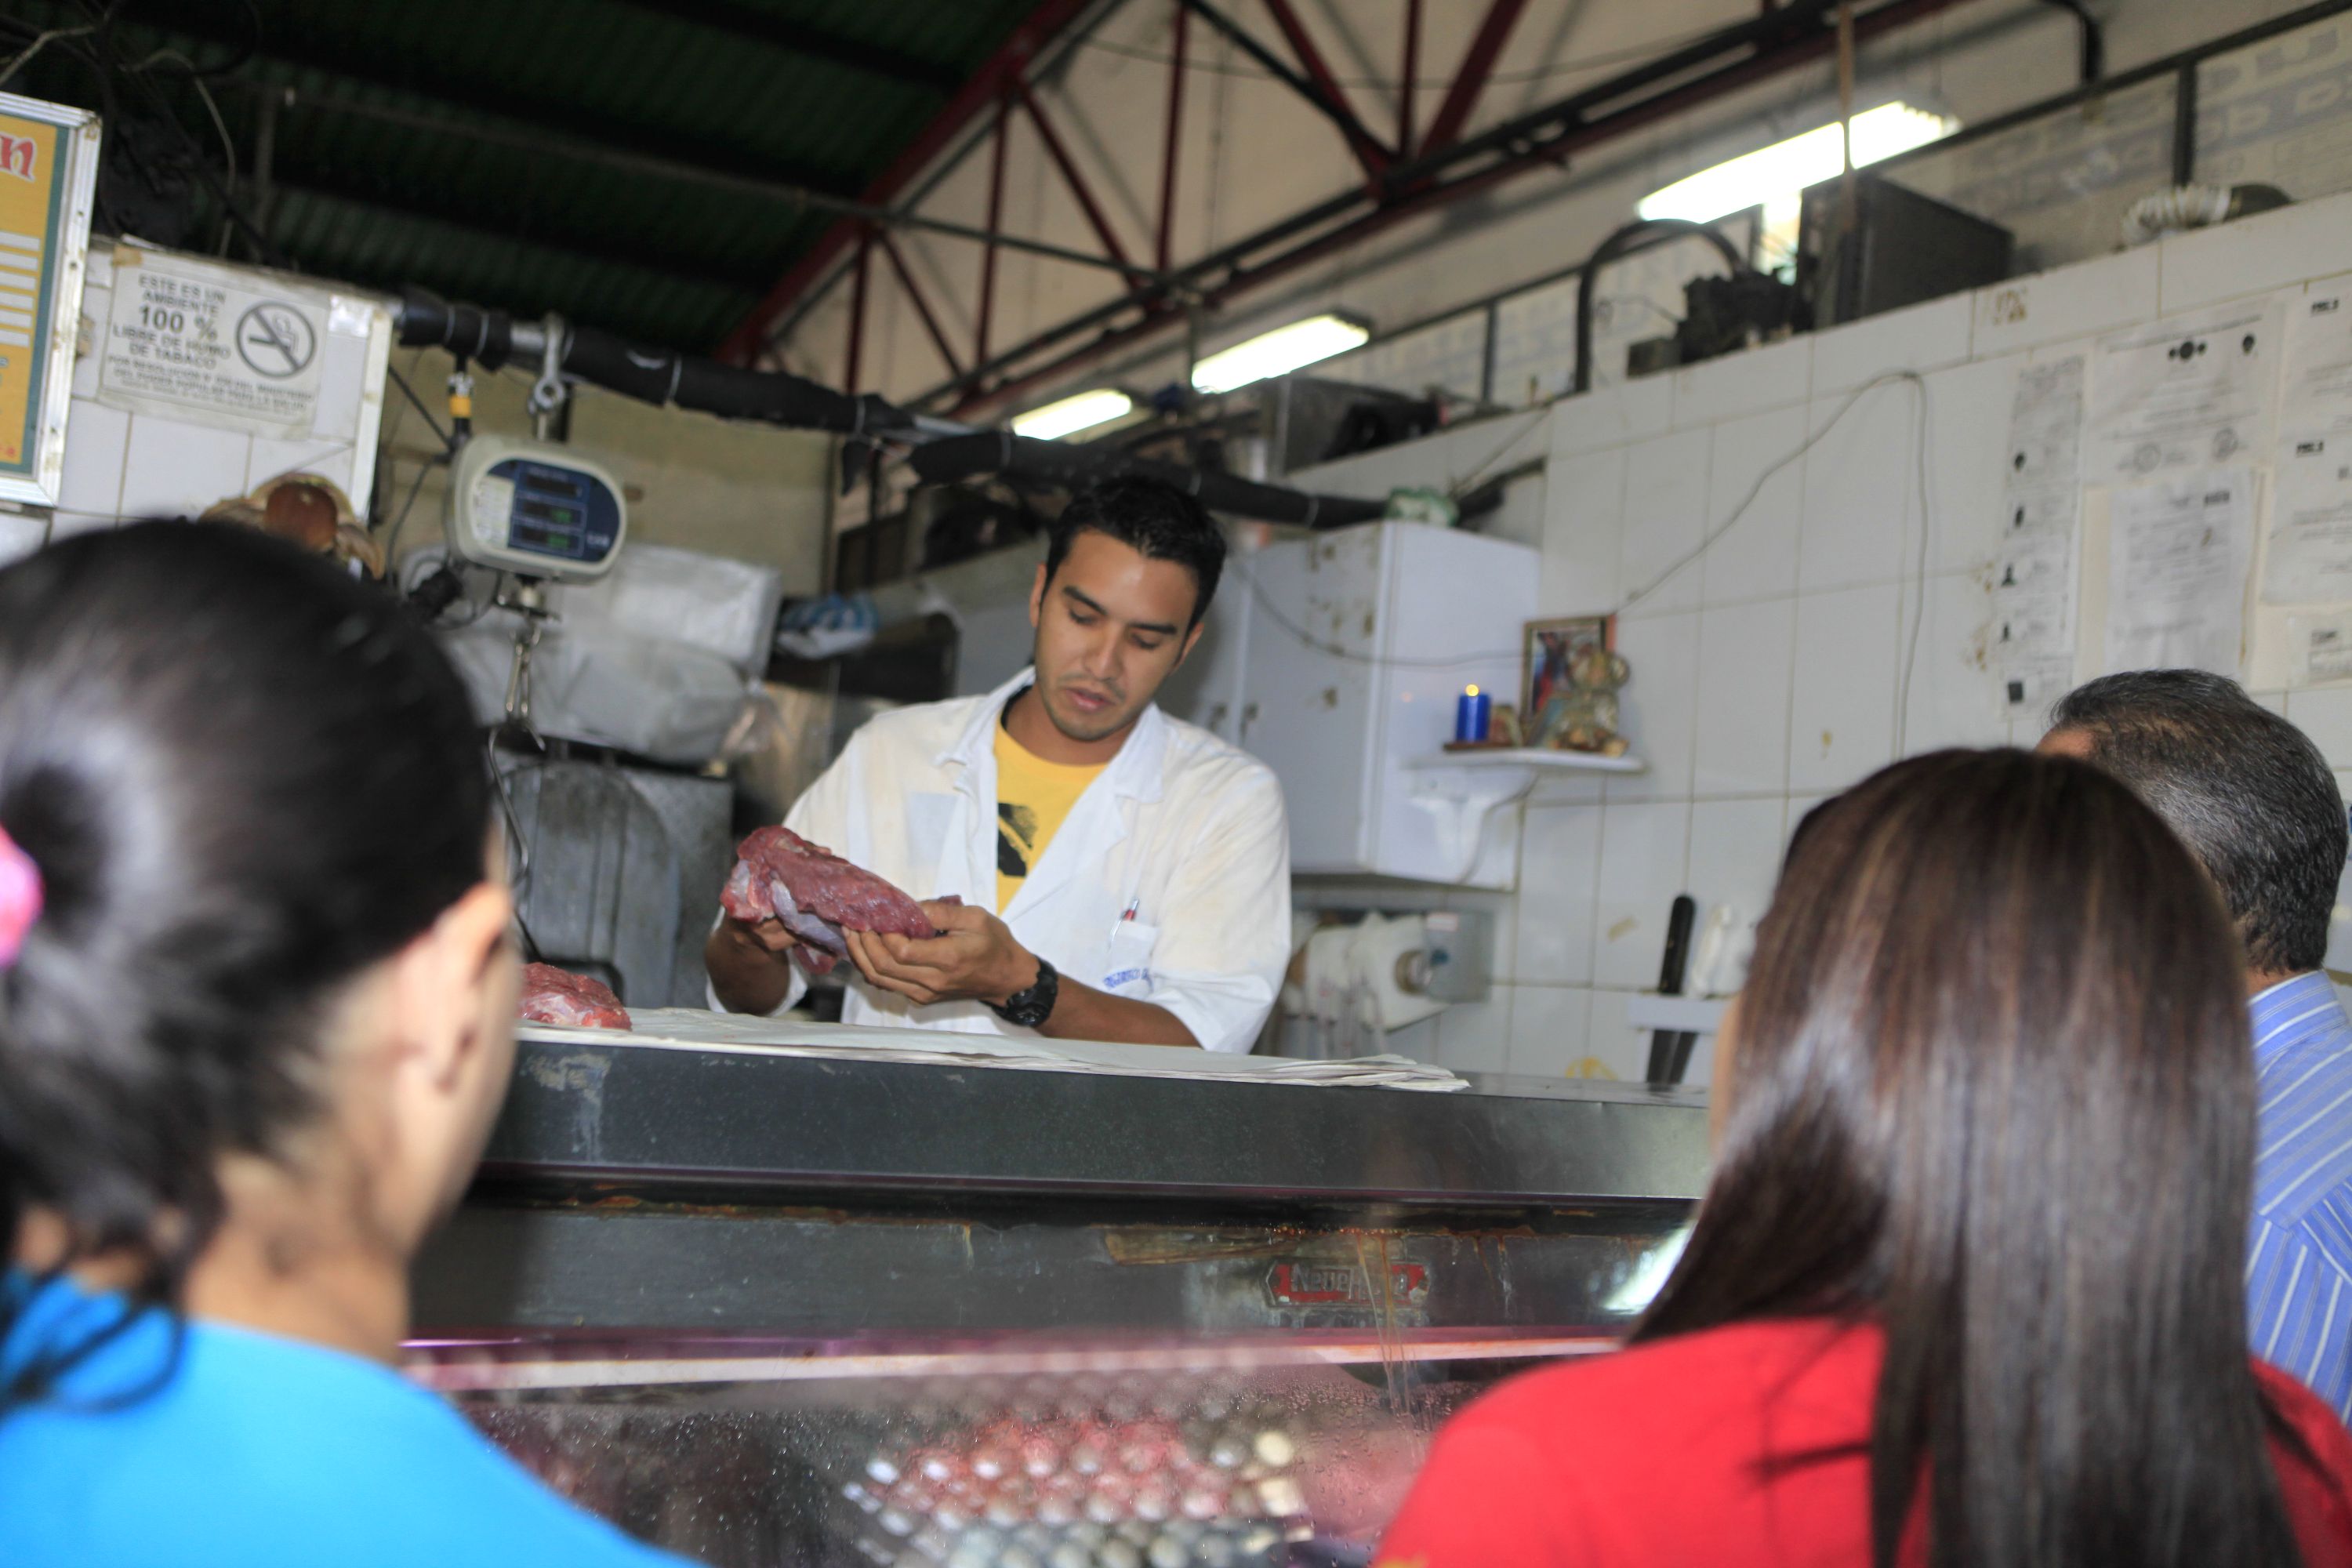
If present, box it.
[0,245,390,568]
[1295,189,2352,1089]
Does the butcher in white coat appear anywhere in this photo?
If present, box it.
[706,479,1291,1053]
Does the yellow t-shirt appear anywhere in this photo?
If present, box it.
[994,724,1105,913]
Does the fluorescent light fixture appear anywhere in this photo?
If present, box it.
[1011,387,1134,441]
[1190,313,1371,394]
[1637,103,1957,226]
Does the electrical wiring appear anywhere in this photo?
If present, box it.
[135,49,236,190]
[1238,368,1940,693]
[387,361,456,453]
[1617,370,1927,612]
[378,452,437,564]
[1444,406,1553,503]
[0,24,95,88]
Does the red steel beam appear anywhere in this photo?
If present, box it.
[944,0,1976,416]
[843,228,872,394]
[1399,0,1421,153]
[976,92,1011,372]
[1013,75,1134,270]
[1156,1,1188,274]
[716,0,1095,364]
[877,228,967,379]
[1260,0,1391,176]
[1417,0,1530,158]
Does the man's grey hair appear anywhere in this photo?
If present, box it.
[2048,670,2347,975]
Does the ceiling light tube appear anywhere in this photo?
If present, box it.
[1011,387,1136,441]
[1637,103,1957,226]
[1190,313,1372,394]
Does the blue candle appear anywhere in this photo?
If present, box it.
[1454,684,1491,743]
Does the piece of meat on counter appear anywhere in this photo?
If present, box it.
[517,963,633,1030]
[720,826,955,978]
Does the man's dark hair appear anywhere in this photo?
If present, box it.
[2049,669,2347,974]
[1044,477,1225,630]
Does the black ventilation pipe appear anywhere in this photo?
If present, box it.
[395,287,1387,527]
[396,287,916,440]
[907,433,1388,529]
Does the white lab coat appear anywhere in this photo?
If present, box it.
[717,667,1293,1053]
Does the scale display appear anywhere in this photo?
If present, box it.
[445,436,625,581]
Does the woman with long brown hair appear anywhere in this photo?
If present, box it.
[1378,749,2352,1567]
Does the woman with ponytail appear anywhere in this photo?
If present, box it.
[0,524,688,1567]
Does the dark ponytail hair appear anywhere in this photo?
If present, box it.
[1638,749,2307,1568]
[0,522,492,1414]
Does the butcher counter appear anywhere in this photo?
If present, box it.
[408,1034,1708,1566]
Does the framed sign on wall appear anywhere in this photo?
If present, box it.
[0,91,98,509]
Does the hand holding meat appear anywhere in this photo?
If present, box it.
[844,899,1036,1010]
[717,827,956,978]
[517,963,632,1030]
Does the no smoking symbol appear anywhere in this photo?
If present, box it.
[236,301,315,379]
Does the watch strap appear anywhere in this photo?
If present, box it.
[987,956,1058,1029]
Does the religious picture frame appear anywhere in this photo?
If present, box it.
[1522,614,1614,731]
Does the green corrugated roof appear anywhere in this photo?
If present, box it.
[5,0,1044,347]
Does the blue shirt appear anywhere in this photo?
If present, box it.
[2248,971,2352,1422]
[0,1272,694,1568]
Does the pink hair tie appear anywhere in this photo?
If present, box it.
[0,824,41,969]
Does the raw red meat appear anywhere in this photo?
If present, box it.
[720,826,953,978]
[517,963,632,1030]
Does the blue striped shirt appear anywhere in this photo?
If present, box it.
[2248,971,2352,1421]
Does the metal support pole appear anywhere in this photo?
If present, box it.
[2172,60,2200,185]
[1014,78,1135,270]
[978,93,1010,372]
[1260,0,1393,175]
[1399,0,1421,154]
[1419,0,1530,157]
[1157,1,1189,274]
[877,229,967,378]
[844,228,871,395]
[251,88,283,258]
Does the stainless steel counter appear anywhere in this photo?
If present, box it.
[410,1044,1711,1566]
[414,1041,1708,1341]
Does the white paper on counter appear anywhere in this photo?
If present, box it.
[2265,430,2352,603]
[2105,467,2258,677]
[2287,608,2352,687]
[519,1007,1470,1091]
[2089,303,2281,482]
[2283,287,2352,434]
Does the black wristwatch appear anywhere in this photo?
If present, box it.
[988,956,1059,1029]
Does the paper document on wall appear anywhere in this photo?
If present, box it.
[1996,357,2085,712]
[2105,468,2257,677]
[2286,608,2352,688]
[2282,285,2352,433]
[2265,430,2352,603]
[2089,303,2281,482]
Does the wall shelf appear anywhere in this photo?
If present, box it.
[1406,748,1646,775]
[1403,750,1647,883]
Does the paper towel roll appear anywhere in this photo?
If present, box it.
[1349,913,1447,1031]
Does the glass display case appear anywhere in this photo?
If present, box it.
[408,1037,1707,1565]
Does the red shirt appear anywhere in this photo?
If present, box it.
[1376,1319,2352,1568]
